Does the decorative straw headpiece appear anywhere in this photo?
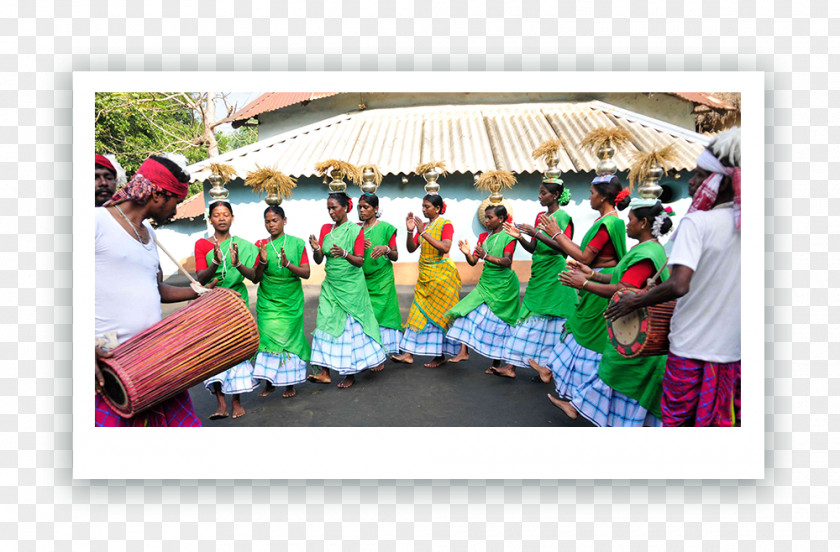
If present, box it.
[315,159,361,193]
[532,138,565,181]
[244,165,297,205]
[475,170,516,204]
[357,164,383,195]
[207,162,238,202]
[579,127,633,176]
[416,161,448,195]
[627,144,678,198]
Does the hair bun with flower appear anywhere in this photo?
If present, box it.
[347,198,353,211]
[663,206,675,216]
[615,188,630,203]
[505,214,513,224]
[440,201,447,214]
[559,188,572,206]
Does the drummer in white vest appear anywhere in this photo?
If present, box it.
[605,127,742,427]
[95,153,214,427]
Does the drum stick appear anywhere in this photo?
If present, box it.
[152,236,202,286]
[646,256,669,289]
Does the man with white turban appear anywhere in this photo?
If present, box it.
[606,127,742,427]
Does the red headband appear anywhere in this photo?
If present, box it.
[95,154,116,175]
[136,157,188,199]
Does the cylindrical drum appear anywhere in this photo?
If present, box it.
[606,288,676,358]
[97,287,260,418]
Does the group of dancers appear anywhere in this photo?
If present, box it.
[95,126,741,428]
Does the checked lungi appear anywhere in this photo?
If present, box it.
[253,351,308,387]
[204,359,259,395]
[662,353,741,427]
[311,313,387,375]
[95,391,201,427]
[501,314,566,369]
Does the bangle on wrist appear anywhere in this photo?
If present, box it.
[342,250,348,258]
[284,260,291,268]
[211,259,219,265]
[581,280,588,289]
[550,231,561,240]
[258,258,267,265]
[233,261,242,268]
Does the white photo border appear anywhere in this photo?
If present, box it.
[74,71,764,480]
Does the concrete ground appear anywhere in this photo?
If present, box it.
[162,277,593,427]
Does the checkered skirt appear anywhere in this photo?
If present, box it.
[253,351,308,387]
[399,324,462,357]
[379,326,403,355]
[501,314,567,368]
[203,359,259,395]
[571,371,663,427]
[310,314,386,375]
[446,303,513,360]
[548,333,603,400]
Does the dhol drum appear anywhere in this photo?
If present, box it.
[606,288,676,358]
[97,287,259,418]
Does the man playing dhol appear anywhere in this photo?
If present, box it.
[605,127,742,427]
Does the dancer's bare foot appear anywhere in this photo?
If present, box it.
[209,387,227,419]
[492,364,516,378]
[527,359,553,383]
[258,382,276,397]
[424,355,448,368]
[371,363,384,372]
[547,394,578,419]
[282,385,296,398]
[449,346,469,363]
[338,375,355,389]
[231,396,246,419]
[307,370,331,384]
[390,353,413,364]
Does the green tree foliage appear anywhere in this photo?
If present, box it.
[95,93,258,198]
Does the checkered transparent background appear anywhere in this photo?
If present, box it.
[3,0,831,548]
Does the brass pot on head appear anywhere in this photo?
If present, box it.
[423,168,441,195]
[596,141,618,176]
[207,173,229,201]
[638,165,665,199]
[264,188,282,206]
[328,167,346,193]
[360,166,378,194]
[544,154,562,180]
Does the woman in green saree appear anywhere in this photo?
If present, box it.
[500,177,578,374]
[251,205,311,399]
[195,201,259,420]
[357,193,403,355]
[306,193,386,389]
[446,204,520,376]
[527,175,631,402]
[553,198,675,426]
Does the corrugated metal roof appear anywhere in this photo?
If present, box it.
[172,190,205,221]
[670,92,736,110]
[225,92,344,126]
[189,100,710,182]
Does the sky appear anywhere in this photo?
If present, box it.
[214,92,262,134]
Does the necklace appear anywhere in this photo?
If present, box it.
[114,204,146,244]
[596,209,617,221]
[362,219,378,233]
[212,234,233,278]
[269,234,288,268]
